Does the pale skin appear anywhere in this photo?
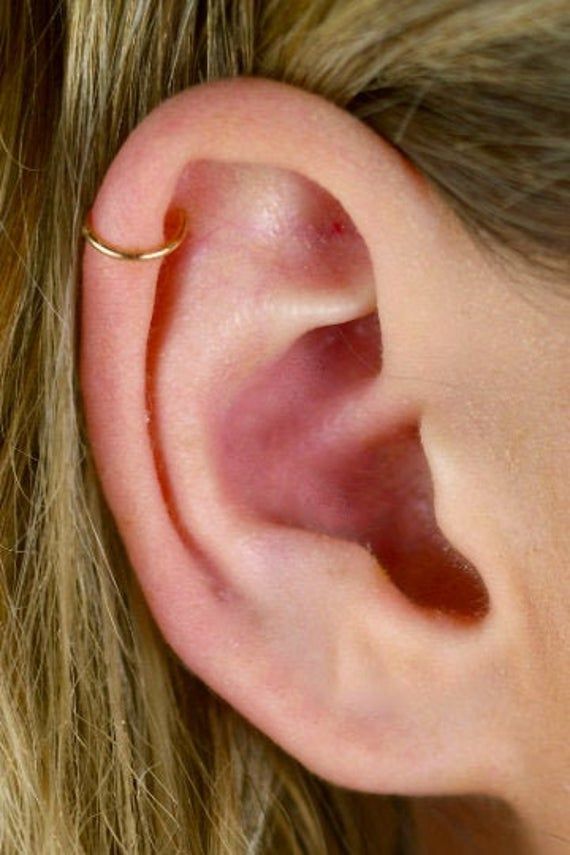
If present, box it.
[80,78,570,853]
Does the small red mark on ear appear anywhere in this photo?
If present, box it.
[330,220,345,235]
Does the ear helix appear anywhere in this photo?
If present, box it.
[82,207,188,261]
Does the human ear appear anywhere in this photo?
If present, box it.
[80,77,515,799]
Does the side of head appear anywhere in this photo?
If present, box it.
[1,2,568,852]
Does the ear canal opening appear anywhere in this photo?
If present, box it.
[356,423,490,622]
[215,310,490,623]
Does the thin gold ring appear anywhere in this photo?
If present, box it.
[82,208,188,261]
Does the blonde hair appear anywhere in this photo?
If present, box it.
[0,1,568,851]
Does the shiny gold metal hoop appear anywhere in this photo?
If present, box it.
[82,209,188,261]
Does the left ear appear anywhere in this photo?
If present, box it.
[80,76,517,800]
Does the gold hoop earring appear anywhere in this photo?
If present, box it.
[82,208,188,261]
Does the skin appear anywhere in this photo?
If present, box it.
[80,78,570,852]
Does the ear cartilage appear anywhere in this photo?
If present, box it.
[82,208,188,261]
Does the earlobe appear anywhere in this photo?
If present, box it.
[81,77,512,801]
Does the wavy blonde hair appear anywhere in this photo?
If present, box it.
[1,1,568,852]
